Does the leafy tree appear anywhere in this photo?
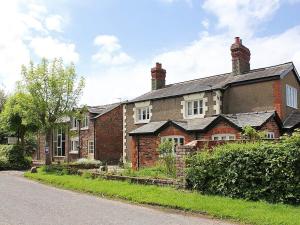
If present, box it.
[20,58,85,164]
[0,92,38,146]
[0,88,6,112]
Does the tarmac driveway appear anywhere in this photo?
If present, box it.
[0,171,234,225]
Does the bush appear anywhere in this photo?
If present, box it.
[157,140,176,177]
[186,132,300,205]
[69,158,102,169]
[41,165,79,175]
[0,145,31,170]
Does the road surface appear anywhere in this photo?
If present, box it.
[0,171,234,225]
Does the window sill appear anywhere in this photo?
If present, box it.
[185,114,205,119]
[70,128,78,131]
[53,156,66,158]
[69,151,79,154]
[80,127,89,130]
[286,105,298,109]
[134,120,150,125]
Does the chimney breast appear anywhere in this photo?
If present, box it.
[151,62,166,91]
[231,37,251,75]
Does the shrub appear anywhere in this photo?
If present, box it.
[0,145,31,170]
[186,133,300,205]
[69,158,102,169]
[41,165,79,175]
[157,140,176,177]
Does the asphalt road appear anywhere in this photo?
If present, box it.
[0,171,234,225]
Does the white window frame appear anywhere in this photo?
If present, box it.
[53,128,66,157]
[133,101,152,124]
[186,99,204,117]
[181,93,208,119]
[286,84,298,109]
[212,134,236,141]
[70,138,79,153]
[161,136,185,154]
[266,132,275,139]
[88,140,94,154]
[81,114,89,129]
[71,117,78,130]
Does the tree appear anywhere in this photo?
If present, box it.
[0,92,38,146]
[20,58,85,164]
[0,88,6,112]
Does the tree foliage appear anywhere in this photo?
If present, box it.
[0,92,38,145]
[20,58,85,132]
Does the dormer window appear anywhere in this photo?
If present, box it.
[81,114,89,129]
[133,101,152,124]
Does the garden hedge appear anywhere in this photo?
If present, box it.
[186,132,300,204]
[0,145,32,170]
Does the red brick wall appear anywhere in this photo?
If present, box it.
[78,114,95,159]
[259,118,281,138]
[95,105,123,164]
[131,124,194,170]
[273,80,283,119]
[202,121,241,140]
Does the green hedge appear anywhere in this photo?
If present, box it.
[0,145,32,170]
[186,132,300,205]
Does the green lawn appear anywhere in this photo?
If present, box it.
[25,170,300,225]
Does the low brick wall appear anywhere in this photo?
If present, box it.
[90,172,178,187]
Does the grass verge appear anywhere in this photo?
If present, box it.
[25,170,300,225]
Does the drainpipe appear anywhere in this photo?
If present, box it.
[78,120,81,159]
[93,118,96,160]
[137,136,140,170]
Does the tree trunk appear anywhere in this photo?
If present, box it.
[45,129,52,165]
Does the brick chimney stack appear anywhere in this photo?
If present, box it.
[151,62,166,91]
[231,37,251,75]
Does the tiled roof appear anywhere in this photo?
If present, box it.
[129,121,168,134]
[129,111,276,135]
[223,111,276,128]
[283,111,300,129]
[89,102,121,118]
[129,62,294,103]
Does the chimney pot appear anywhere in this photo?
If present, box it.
[231,37,250,75]
[151,62,166,91]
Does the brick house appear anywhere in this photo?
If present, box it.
[36,103,123,164]
[124,37,300,169]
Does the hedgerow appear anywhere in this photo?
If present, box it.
[186,131,300,204]
[0,145,32,170]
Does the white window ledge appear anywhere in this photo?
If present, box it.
[69,151,79,154]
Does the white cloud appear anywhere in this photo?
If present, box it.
[201,19,210,30]
[92,35,134,66]
[84,1,300,105]
[203,0,280,37]
[30,37,79,63]
[0,0,78,91]
[45,15,63,32]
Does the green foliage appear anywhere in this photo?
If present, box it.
[157,140,176,177]
[0,92,38,145]
[0,145,31,170]
[242,125,266,140]
[186,131,300,204]
[122,161,175,179]
[69,158,102,169]
[0,88,6,112]
[26,171,300,225]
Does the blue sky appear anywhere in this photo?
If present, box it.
[1,0,300,105]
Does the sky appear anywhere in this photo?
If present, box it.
[1,0,300,105]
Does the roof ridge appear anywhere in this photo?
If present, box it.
[164,61,293,88]
[224,111,275,116]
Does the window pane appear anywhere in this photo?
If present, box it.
[199,100,203,114]
[193,101,198,114]
[179,138,184,145]
[187,102,192,115]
